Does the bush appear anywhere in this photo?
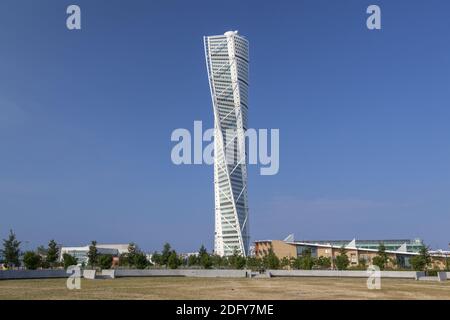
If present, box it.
[23,251,42,270]
[197,245,213,269]
[62,253,78,269]
[167,251,181,269]
[372,256,386,271]
[290,255,317,270]
[98,254,113,269]
[335,254,350,270]
[262,250,280,269]
[316,256,332,269]
[211,254,228,268]
[302,255,316,270]
[426,270,439,277]
[40,260,51,269]
[228,251,246,270]
[246,257,263,271]
[200,254,212,269]
[335,247,350,270]
[280,257,291,269]
[410,246,431,271]
[187,254,199,267]
[372,243,388,270]
[134,252,150,269]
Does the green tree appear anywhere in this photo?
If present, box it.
[229,250,246,269]
[62,253,78,269]
[372,243,388,270]
[1,230,21,268]
[291,257,302,270]
[200,254,212,269]
[151,251,162,266]
[87,240,98,268]
[335,246,350,270]
[211,254,228,268]
[372,256,385,270]
[126,242,137,267]
[23,251,42,270]
[246,257,263,271]
[263,249,280,269]
[198,245,212,269]
[198,245,207,257]
[119,243,149,269]
[291,249,316,270]
[161,243,172,266]
[46,240,59,268]
[167,251,181,269]
[119,252,129,267]
[188,254,199,267]
[98,254,113,269]
[280,257,291,269]
[410,246,431,271]
[134,252,150,269]
[316,256,332,269]
[299,248,315,270]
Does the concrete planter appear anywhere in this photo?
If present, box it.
[100,269,115,279]
[82,270,96,280]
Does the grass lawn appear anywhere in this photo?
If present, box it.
[0,277,449,300]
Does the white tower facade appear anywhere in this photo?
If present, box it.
[204,31,250,257]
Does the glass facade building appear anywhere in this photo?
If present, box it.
[299,239,424,253]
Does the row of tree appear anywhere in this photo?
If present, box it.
[0,230,440,272]
[0,230,153,270]
[154,243,437,272]
[148,243,343,270]
[0,230,60,270]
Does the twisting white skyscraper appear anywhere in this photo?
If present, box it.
[204,31,250,257]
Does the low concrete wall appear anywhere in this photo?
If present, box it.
[415,271,426,280]
[101,269,115,279]
[1,269,248,280]
[419,276,439,282]
[180,269,247,278]
[268,270,418,279]
[115,269,184,277]
[3,268,440,281]
[83,270,96,280]
[437,272,447,282]
[115,269,247,278]
[268,270,367,278]
[380,271,418,279]
[0,269,68,280]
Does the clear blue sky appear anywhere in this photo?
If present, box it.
[1,0,449,252]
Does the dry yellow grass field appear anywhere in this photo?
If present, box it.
[1,277,450,300]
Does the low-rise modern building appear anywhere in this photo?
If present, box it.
[59,244,129,265]
[255,236,449,270]
[298,238,424,253]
